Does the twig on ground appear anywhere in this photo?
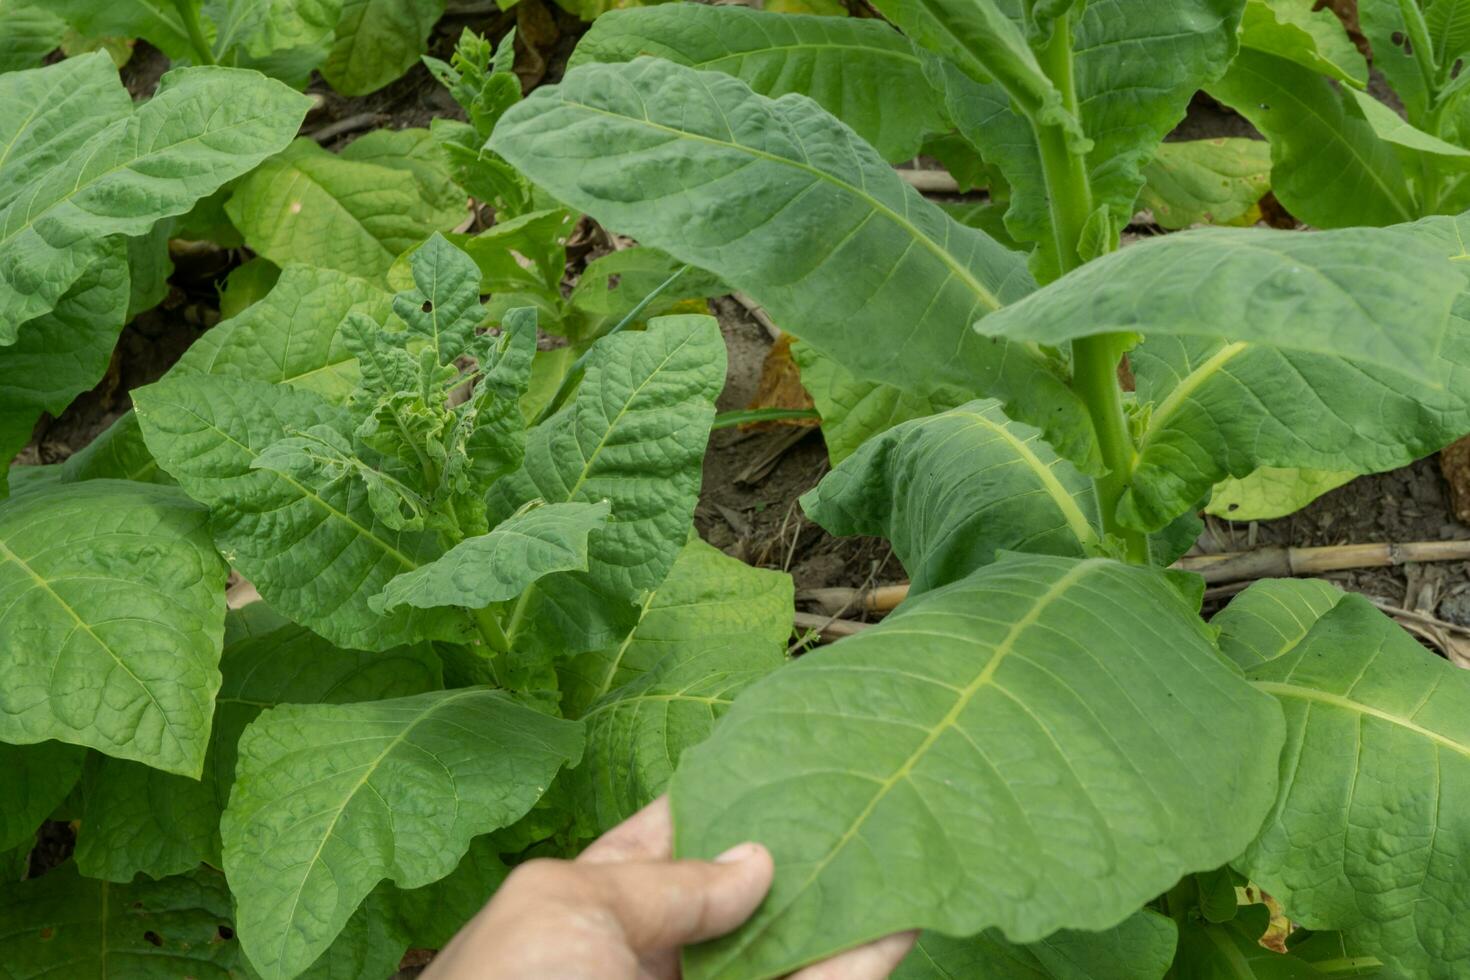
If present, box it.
[731,292,783,342]
[896,169,962,194]
[307,112,390,143]
[792,611,868,642]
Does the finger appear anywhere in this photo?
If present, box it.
[587,843,775,950]
[787,931,919,980]
[578,795,673,865]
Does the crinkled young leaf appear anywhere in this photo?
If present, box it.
[1234,594,1470,978]
[0,240,129,492]
[0,742,83,852]
[1138,138,1272,230]
[392,231,484,365]
[373,501,611,612]
[489,59,1103,468]
[174,263,394,402]
[673,554,1284,980]
[1205,468,1356,522]
[803,400,1101,594]
[792,341,968,466]
[0,863,243,978]
[0,62,309,337]
[569,4,945,163]
[490,316,726,658]
[323,0,445,95]
[0,481,226,775]
[894,909,1178,980]
[133,376,458,650]
[226,138,453,279]
[74,609,441,883]
[569,644,785,840]
[927,0,1243,281]
[1211,577,1347,670]
[223,687,583,980]
[560,537,795,718]
[1239,0,1368,86]
[463,306,539,491]
[1207,49,1415,228]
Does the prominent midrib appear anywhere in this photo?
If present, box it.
[549,97,1004,314]
[954,410,1098,547]
[1250,680,1470,759]
[1135,341,1248,453]
[712,560,1103,972]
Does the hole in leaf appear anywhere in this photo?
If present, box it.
[1228,503,1240,512]
[1456,58,1465,79]
[421,300,433,313]
[143,931,163,947]
[217,925,234,941]
[1392,30,1405,45]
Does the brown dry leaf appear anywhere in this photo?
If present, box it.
[744,334,817,430]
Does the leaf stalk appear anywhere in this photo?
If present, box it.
[171,0,217,66]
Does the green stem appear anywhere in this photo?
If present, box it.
[1032,13,1149,564]
[171,0,216,65]
[712,407,821,430]
[1399,0,1440,97]
[472,606,510,655]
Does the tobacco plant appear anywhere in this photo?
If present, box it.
[492,1,1470,976]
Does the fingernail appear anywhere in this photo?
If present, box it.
[714,842,761,864]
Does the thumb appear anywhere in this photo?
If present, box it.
[588,843,775,952]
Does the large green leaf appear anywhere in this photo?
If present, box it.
[133,376,457,651]
[1138,138,1272,230]
[559,536,795,717]
[322,0,445,96]
[980,222,1470,530]
[923,0,1244,280]
[222,687,583,979]
[1233,594,1470,978]
[1205,467,1356,522]
[0,62,309,337]
[372,500,611,612]
[336,127,465,230]
[1207,49,1415,228]
[41,0,194,60]
[0,2,66,73]
[489,58,1103,468]
[792,340,968,466]
[226,138,455,279]
[74,610,441,882]
[490,316,726,659]
[569,4,945,163]
[894,909,1178,980]
[0,741,84,852]
[672,554,1284,980]
[0,863,244,978]
[802,400,1102,593]
[173,263,393,401]
[0,481,226,775]
[1212,578,1347,670]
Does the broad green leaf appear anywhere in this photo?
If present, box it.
[1174,903,1330,979]
[337,127,466,230]
[1206,467,1356,521]
[0,481,226,775]
[74,610,441,882]
[560,536,795,717]
[1207,49,1415,228]
[0,863,244,978]
[1138,138,1272,230]
[1346,87,1470,167]
[218,257,281,320]
[1236,594,1470,978]
[223,687,583,979]
[0,742,83,852]
[391,836,508,949]
[1210,576,1346,669]
[802,400,1102,593]
[42,0,194,60]
[0,2,65,73]
[207,0,343,61]
[569,644,785,838]
[673,554,1284,980]
[569,4,946,162]
[1239,0,1368,86]
[489,58,1103,469]
[792,341,968,466]
[175,264,393,402]
[57,412,167,485]
[226,138,455,279]
[491,316,726,658]
[323,0,446,96]
[563,246,728,341]
[0,54,130,212]
[373,500,611,612]
[894,909,1178,980]
[133,376,457,651]
[124,221,173,320]
[0,63,310,337]
[926,0,1244,281]
[0,241,129,492]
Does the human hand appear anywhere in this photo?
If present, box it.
[422,796,916,979]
